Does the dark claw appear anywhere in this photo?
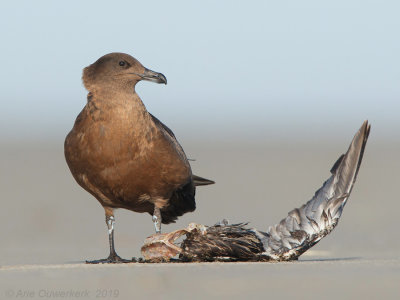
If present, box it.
[86,253,135,264]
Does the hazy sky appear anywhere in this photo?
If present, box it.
[0,1,399,141]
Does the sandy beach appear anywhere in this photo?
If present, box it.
[1,258,399,299]
[0,137,399,299]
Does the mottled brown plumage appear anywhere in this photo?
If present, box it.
[141,121,370,262]
[64,53,214,263]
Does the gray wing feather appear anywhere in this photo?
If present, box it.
[259,121,370,260]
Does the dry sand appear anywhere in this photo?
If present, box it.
[0,138,399,299]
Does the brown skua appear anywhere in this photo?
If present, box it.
[65,53,214,263]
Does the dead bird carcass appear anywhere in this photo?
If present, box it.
[141,121,370,262]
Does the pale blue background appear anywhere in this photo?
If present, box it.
[0,0,399,142]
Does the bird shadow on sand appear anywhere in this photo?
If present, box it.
[299,257,362,263]
[65,256,363,265]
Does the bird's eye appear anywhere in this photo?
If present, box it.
[119,61,126,67]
